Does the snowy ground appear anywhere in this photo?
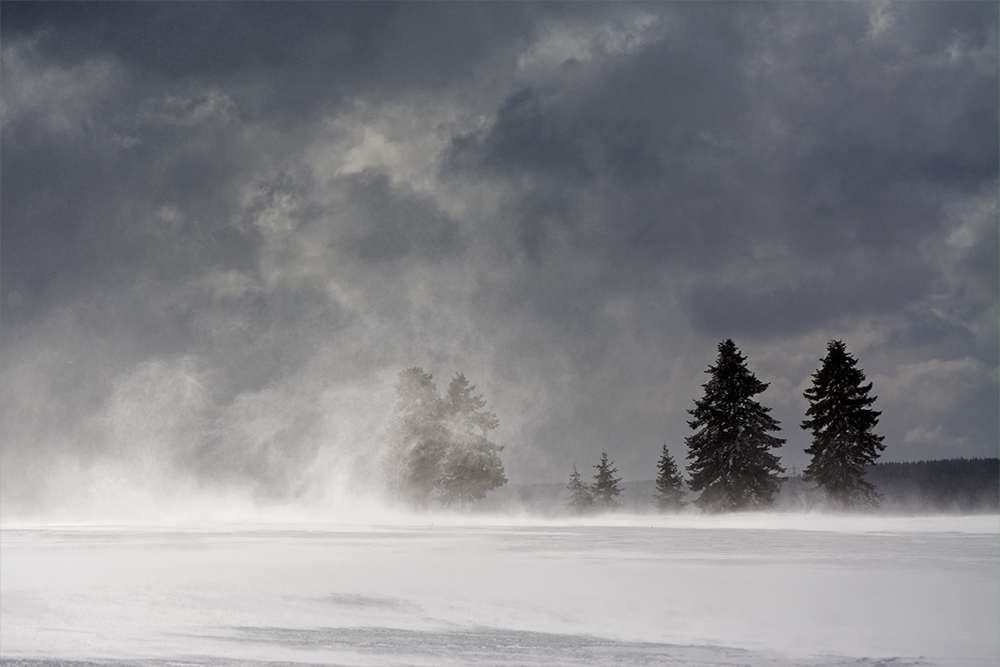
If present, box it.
[1,514,997,666]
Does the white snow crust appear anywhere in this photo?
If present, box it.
[1,514,997,666]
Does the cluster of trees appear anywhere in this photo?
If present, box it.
[384,337,887,514]
[566,339,886,513]
[385,368,506,507]
[565,452,624,513]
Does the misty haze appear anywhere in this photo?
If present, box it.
[1,2,997,667]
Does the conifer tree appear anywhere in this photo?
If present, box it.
[686,339,785,511]
[443,373,500,434]
[592,451,623,510]
[653,443,686,510]
[565,465,595,514]
[437,374,506,506]
[802,340,885,508]
[387,367,448,504]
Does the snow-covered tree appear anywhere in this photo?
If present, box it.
[565,465,595,513]
[386,368,505,506]
[436,374,506,506]
[686,339,785,511]
[443,373,500,434]
[592,451,623,510]
[653,443,686,511]
[387,367,448,504]
[802,340,885,508]
[436,432,507,506]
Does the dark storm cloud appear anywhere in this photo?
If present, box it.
[0,2,537,122]
[449,2,996,260]
[0,1,527,327]
[682,255,935,340]
[1,2,996,512]
[444,2,996,353]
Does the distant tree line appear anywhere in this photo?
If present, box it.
[864,459,999,512]
[566,339,889,513]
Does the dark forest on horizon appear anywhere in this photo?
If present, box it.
[863,458,999,513]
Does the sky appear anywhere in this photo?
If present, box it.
[1,1,997,515]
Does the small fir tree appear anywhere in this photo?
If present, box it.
[802,340,885,508]
[653,443,686,510]
[592,451,623,510]
[565,465,595,514]
[686,339,785,511]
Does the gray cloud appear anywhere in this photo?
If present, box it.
[681,250,936,339]
[1,2,996,515]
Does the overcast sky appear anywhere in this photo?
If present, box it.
[1,2,997,513]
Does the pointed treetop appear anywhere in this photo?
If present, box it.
[445,373,499,433]
[697,339,770,404]
[395,367,438,408]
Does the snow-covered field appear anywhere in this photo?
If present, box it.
[1,514,997,666]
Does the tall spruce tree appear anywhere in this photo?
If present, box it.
[565,465,595,514]
[686,339,785,511]
[653,443,686,510]
[592,451,623,510]
[802,340,885,508]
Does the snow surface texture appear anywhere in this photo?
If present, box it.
[1,515,997,667]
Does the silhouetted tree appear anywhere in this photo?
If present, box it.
[802,341,885,508]
[653,443,686,510]
[565,465,595,513]
[592,451,623,510]
[386,368,506,506]
[686,339,785,511]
